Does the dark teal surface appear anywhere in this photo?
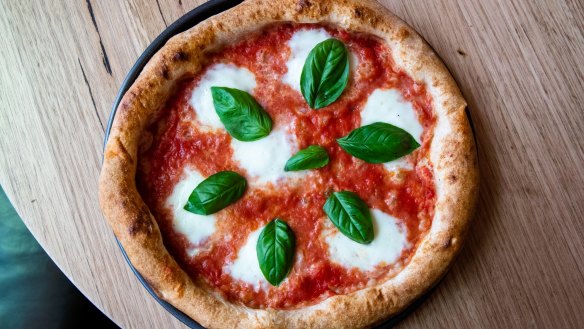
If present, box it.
[0,186,117,328]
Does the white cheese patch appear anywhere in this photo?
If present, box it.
[361,88,424,171]
[189,63,257,129]
[224,227,268,291]
[324,209,409,271]
[231,128,302,185]
[282,28,332,91]
[166,167,216,255]
[382,157,413,172]
[361,88,423,142]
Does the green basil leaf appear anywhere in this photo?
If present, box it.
[183,171,246,215]
[323,191,374,244]
[284,145,329,171]
[256,218,296,286]
[337,122,420,163]
[300,38,350,109]
[211,87,273,141]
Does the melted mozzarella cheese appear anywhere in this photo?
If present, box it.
[382,157,412,172]
[361,88,423,171]
[166,168,216,256]
[189,63,257,129]
[282,28,332,91]
[324,209,409,271]
[223,227,268,291]
[361,88,423,142]
[231,128,301,185]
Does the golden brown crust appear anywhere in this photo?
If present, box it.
[99,0,479,327]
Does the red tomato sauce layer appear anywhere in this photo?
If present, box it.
[137,23,436,309]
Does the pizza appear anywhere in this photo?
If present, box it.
[99,0,479,328]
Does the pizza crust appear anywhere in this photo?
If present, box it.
[99,0,479,328]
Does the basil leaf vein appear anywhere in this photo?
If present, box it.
[256,218,296,286]
[300,38,350,109]
[183,171,246,215]
[337,122,420,163]
[211,87,272,141]
[323,191,374,244]
[284,145,330,171]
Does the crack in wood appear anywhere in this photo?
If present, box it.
[78,58,105,132]
[86,0,112,75]
[156,0,169,27]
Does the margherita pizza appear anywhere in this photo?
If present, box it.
[99,0,479,328]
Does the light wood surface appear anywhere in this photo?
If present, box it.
[1,0,583,328]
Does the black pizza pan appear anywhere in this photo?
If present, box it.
[103,0,453,327]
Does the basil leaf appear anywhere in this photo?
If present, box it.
[183,171,246,215]
[211,87,273,141]
[256,218,296,286]
[284,145,330,171]
[337,122,420,163]
[300,38,350,109]
[323,191,374,244]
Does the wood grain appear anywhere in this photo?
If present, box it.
[0,0,582,328]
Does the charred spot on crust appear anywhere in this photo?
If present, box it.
[128,222,142,236]
[354,7,363,18]
[397,27,410,41]
[127,90,140,101]
[373,289,386,302]
[296,0,311,12]
[119,102,131,112]
[215,21,225,31]
[159,64,170,79]
[449,174,458,183]
[172,51,189,62]
[128,208,154,236]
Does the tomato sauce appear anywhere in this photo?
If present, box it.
[137,23,436,309]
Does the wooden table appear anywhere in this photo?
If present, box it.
[1,0,583,328]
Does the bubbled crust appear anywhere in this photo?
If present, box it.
[98,0,479,328]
